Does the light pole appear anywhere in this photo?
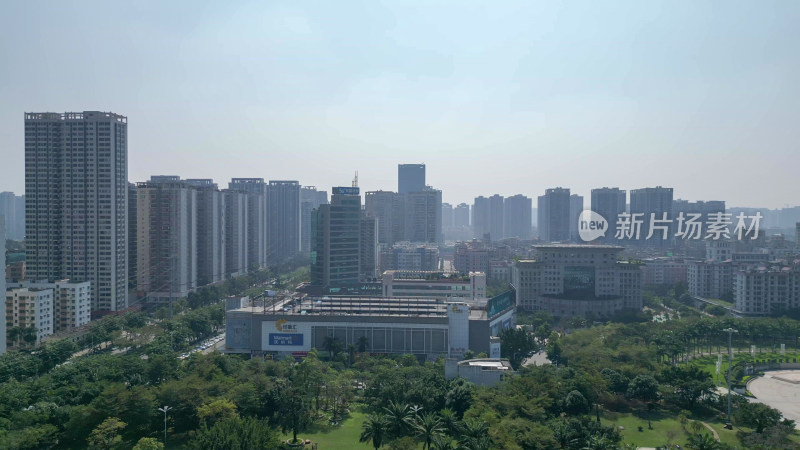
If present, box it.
[158,405,172,444]
[723,327,737,429]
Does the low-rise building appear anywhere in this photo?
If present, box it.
[8,280,91,332]
[445,358,514,386]
[382,271,487,303]
[512,245,643,318]
[225,294,515,360]
[380,241,440,272]
[642,258,688,286]
[687,260,733,299]
[734,264,800,315]
[5,287,53,344]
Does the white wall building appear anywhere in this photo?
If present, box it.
[382,271,487,302]
[687,260,733,299]
[6,288,54,344]
[734,265,800,315]
[8,280,91,332]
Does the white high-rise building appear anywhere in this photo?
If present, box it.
[25,111,128,312]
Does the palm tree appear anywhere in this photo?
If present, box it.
[581,435,617,450]
[457,418,490,450]
[383,401,414,440]
[685,433,721,450]
[322,336,342,360]
[7,326,22,348]
[430,435,456,450]
[414,413,445,450]
[357,335,369,353]
[360,414,389,449]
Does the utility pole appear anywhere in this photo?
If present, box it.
[723,327,737,429]
[158,405,172,444]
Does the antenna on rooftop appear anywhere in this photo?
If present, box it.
[352,171,359,187]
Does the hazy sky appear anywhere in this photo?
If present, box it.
[2,1,798,208]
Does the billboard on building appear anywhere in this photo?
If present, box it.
[487,290,515,319]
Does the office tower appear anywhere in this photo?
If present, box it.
[223,190,248,276]
[630,186,674,245]
[0,192,25,241]
[25,111,128,312]
[186,179,226,285]
[136,176,197,304]
[591,188,626,243]
[454,203,470,228]
[398,163,426,194]
[442,203,454,229]
[311,187,362,290]
[537,188,571,242]
[300,186,328,253]
[365,190,404,245]
[128,183,138,291]
[569,194,584,242]
[0,216,5,354]
[268,180,301,263]
[488,194,504,241]
[472,196,490,238]
[229,178,268,270]
[360,211,378,280]
[503,195,532,240]
[404,188,443,243]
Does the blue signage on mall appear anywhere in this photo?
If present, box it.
[269,333,304,346]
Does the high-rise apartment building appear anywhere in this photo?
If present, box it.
[488,194,504,241]
[128,183,138,291]
[186,179,226,285]
[136,176,197,304]
[569,194,584,242]
[442,203,454,229]
[360,212,379,280]
[537,188,571,242]
[365,190,405,246]
[591,188,626,243]
[503,195,532,240]
[300,186,328,253]
[268,180,301,263]
[229,178,268,270]
[404,188,442,244]
[398,163,426,194]
[25,111,128,312]
[0,217,5,354]
[454,203,470,228]
[0,192,25,240]
[223,190,248,276]
[630,186,674,245]
[472,196,490,239]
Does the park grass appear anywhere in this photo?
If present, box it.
[690,351,800,386]
[280,409,374,449]
[601,410,690,447]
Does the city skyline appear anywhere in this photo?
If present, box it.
[2,2,800,208]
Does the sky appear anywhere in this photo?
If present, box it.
[1,1,799,208]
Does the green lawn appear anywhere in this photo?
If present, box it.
[280,409,373,450]
[602,411,704,448]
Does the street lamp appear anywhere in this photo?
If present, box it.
[158,405,172,444]
[722,327,738,429]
